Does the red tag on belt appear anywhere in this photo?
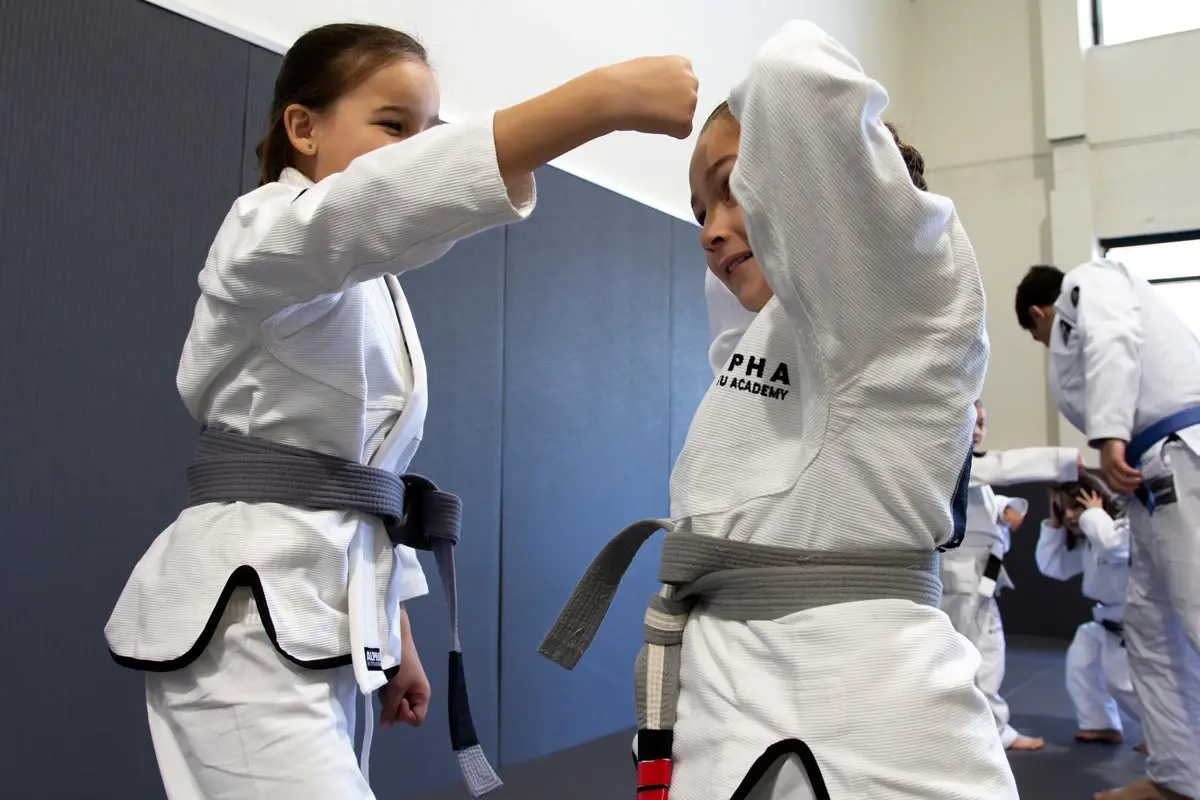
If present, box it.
[637,759,671,798]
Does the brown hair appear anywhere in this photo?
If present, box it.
[256,23,428,186]
[1052,471,1122,520]
[883,122,927,191]
[700,101,928,191]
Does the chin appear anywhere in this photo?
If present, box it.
[736,286,771,312]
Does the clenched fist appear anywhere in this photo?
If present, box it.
[598,56,700,139]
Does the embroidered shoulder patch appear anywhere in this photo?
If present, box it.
[1060,318,1073,345]
[1070,286,1080,307]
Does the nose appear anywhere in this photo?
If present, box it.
[699,206,733,253]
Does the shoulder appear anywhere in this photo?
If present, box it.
[228,181,304,223]
[209,182,304,252]
[1056,260,1108,313]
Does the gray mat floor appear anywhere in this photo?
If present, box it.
[417,638,1146,799]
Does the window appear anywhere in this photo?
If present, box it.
[1093,0,1200,45]
[1101,231,1200,341]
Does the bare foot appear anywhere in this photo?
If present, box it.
[1092,777,1192,800]
[1076,728,1124,744]
[1133,742,1148,755]
[1008,735,1045,751]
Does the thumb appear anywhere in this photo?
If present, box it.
[380,684,404,729]
[398,697,422,727]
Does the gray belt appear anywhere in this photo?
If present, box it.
[186,426,501,797]
[539,519,943,781]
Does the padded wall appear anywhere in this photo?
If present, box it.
[498,168,674,764]
[0,1,249,796]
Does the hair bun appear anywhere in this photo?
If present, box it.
[883,122,928,191]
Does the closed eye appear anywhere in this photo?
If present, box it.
[378,121,406,135]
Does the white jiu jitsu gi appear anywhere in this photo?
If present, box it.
[939,447,1078,747]
[705,268,756,376]
[1049,258,1200,796]
[1035,508,1141,732]
[104,122,535,799]
[664,21,1015,799]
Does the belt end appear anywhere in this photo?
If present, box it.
[458,745,503,797]
[537,639,582,670]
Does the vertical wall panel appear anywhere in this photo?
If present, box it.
[242,47,280,192]
[668,219,712,464]
[499,168,673,765]
[382,230,506,796]
[0,1,248,796]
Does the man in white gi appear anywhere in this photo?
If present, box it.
[1016,261,1200,800]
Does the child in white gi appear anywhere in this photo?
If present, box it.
[1036,477,1142,745]
[104,22,698,800]
[940,400,1082,751]
[621,20,1017,799]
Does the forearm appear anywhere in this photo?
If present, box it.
[969,448,1078,488]
[494,72,617,186]
[400,604,413,648]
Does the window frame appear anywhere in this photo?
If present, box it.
[1091,0,1200,45]
[1098,231,1200,338]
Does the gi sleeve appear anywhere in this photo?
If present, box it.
[1078,509,1131,564]
[727,20,987,400]
[705,269,756,376]
[201,119,535,313]
[1035,521,1084,580]
[968,447,1079,488]
[993,494,1029,524]
[1072,264,1142,444]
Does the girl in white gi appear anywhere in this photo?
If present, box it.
[675,21,1015,799]
[1036,476,1142,746]
[1017,262,1200,800]
[941,399,1083,751]
[103,22,698,800]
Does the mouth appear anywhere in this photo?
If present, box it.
[719,251,754,276]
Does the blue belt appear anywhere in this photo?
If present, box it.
[1125,406,1200,513]
[1126,406,1200,467]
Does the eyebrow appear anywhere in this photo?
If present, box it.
[375,104,412,116]
[689,153,738,215]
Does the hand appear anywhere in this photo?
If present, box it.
[381,613,430,729]
[1099,439,1142,495]
[1002,507,1025,531]
[596,56,699,139]
[1078,487,1104,511]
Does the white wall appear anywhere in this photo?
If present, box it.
[906,0,1056,450]
[1086,30,1200,239]
[145,0,915,224]
[907,0,1200,451]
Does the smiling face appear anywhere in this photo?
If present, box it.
[284,58,441,182]
[689,112,774,312]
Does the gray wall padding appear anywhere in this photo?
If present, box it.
[389,229,507,793]
[669,219,712,465]
[498,168,673,765]
[0,1,249,796]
